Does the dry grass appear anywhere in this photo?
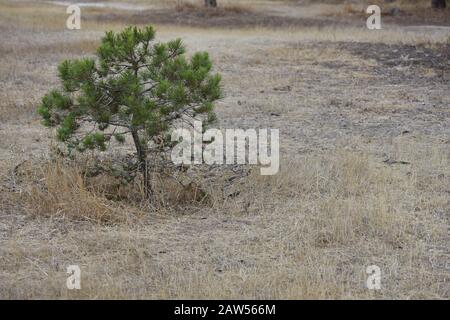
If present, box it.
[2,149,448,299]
[11,157,215,223]
[0,0,449,299]
[19,160,139,223]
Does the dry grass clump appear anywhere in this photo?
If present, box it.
[14,155,216,223]
[19,160,140,223]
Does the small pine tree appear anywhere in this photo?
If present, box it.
[38,26,222,198]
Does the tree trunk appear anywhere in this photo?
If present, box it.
[131,130,151,199]
[204,0,217,7]
[432,0,447,8]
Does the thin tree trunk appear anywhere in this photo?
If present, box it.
[432,0,447,8]
[204,0,217,8]
[130,62,151,199]
[131,130,151,198]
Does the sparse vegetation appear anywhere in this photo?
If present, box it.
[0,0,449,300]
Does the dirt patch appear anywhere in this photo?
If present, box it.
[343,7,450,27]
[341,41,449,67]
[380,8,450,27]
[84,7,356,29]
[334,41,450,84]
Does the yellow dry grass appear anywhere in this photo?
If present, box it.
[21,160,135,223]
[0,0,449,299]
[2,148,448,299]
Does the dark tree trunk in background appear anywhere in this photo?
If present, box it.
[205,0,217,7]
[432,0,447,8]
